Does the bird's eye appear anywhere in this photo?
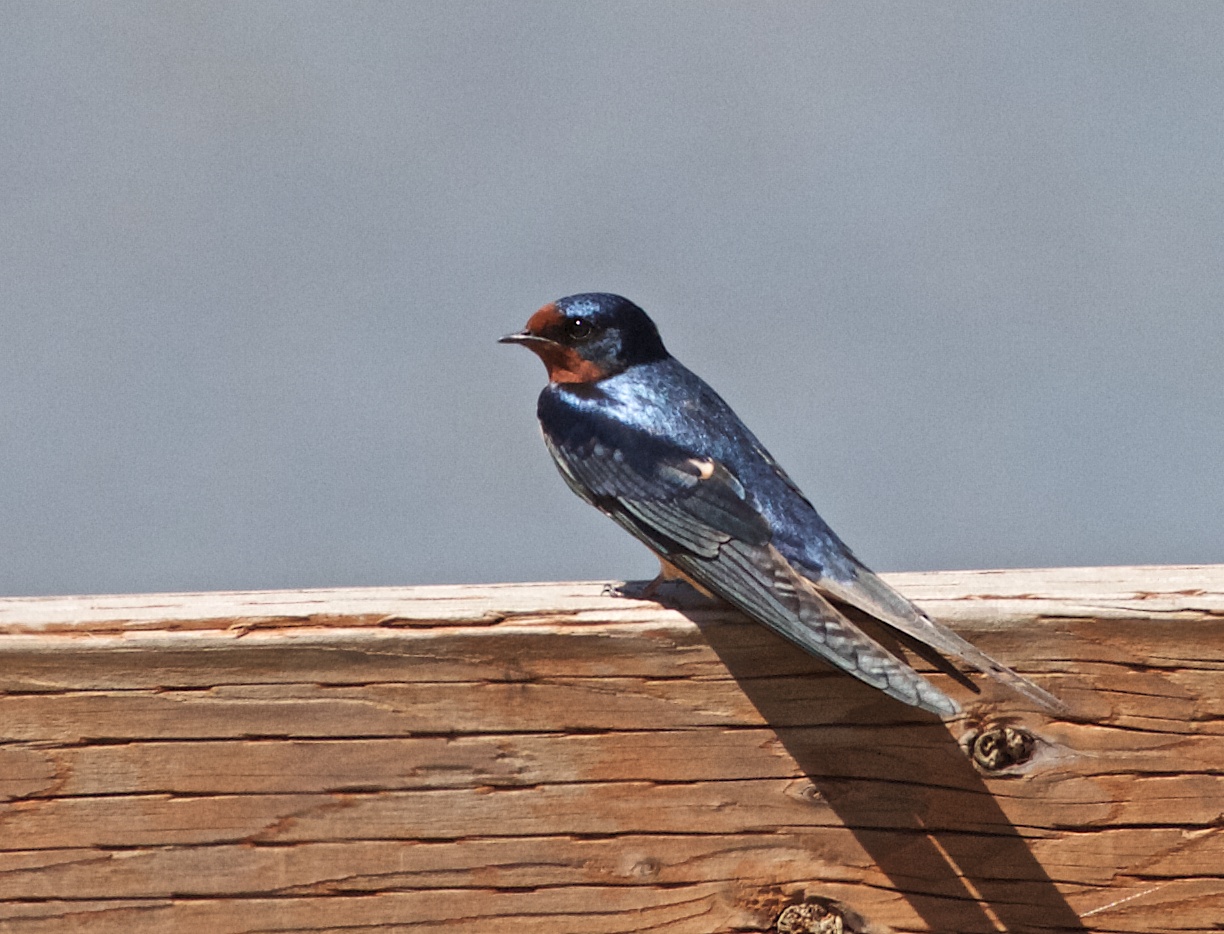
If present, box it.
[567,317,593,341]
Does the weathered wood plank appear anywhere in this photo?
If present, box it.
[0,831,1216,931]
[0,881,1219,934]
[0,566,1219,933]
[3,770,1219,851]
[0,724,1218,798]
[0,565,1219,633]
[0,827,1213,897]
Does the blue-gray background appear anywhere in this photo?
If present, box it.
[3,3,1221,597]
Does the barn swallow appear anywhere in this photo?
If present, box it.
[501,293,1065,717]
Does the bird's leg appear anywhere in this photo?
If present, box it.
[637,568,670,601]
[608,557,714,602]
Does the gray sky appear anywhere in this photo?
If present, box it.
[2,2,1221,597]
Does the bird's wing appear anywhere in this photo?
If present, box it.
[809,564,1069,714]
[746,426,1066,713]
[541,422,959,716]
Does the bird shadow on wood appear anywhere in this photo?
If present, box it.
[648,585,1088,934]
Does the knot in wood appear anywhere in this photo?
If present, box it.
[627,857,660,879]
[971,724,1035,771]
[776,900,847,934]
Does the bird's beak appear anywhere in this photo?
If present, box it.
[499,330,549,346]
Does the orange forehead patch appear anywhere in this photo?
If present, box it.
[525,302,565,337]
[518,301,610,384]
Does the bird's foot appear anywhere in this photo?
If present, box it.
[607,575,712,606]
[604,579,653,599]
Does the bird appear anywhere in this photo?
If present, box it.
[500,293,1065,717]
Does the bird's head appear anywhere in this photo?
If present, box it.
[500,293,668,384]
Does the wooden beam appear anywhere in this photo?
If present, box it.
[0,565,1220,933]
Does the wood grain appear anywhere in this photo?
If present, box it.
[0,565,1220,933]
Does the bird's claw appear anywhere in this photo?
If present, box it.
[604,579,652,599]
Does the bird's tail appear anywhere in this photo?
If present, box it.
[818,566,1069,715]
